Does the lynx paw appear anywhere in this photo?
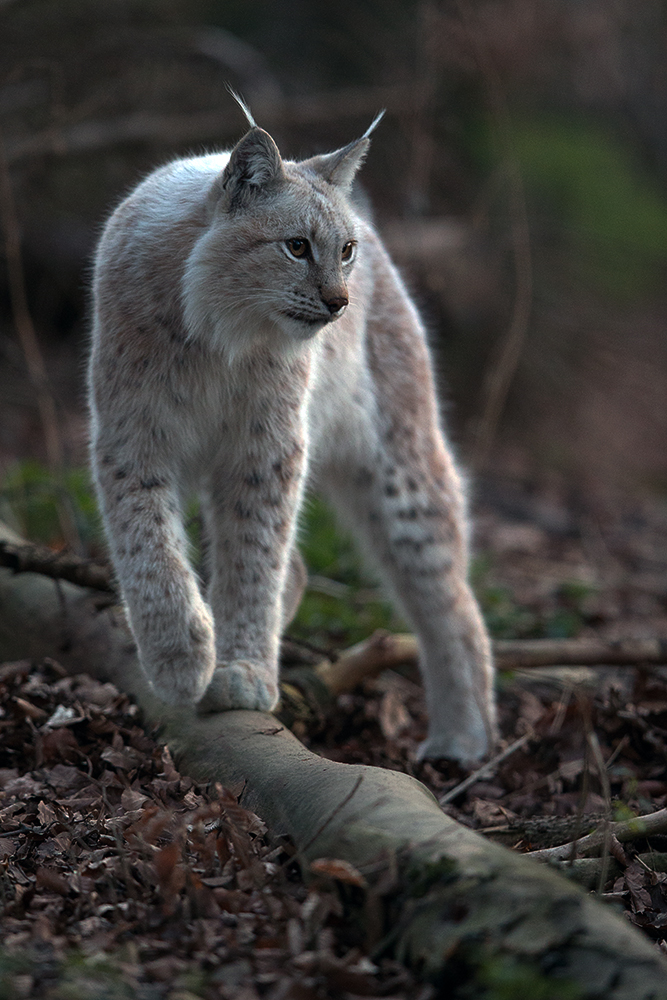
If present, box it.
[417,726,492,765]
[196,662,279,714]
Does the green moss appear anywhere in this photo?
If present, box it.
[0,950,36,1000]
[473,952,584,1000]
[0,947,141,1000]
[51,952,137,1000]
[407,856,459,898]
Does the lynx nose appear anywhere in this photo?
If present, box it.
[323,294,348,316]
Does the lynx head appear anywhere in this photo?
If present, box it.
[183,99,384,357]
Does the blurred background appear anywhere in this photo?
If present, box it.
[1,0,666,644]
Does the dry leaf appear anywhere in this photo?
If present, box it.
[310,857,367,887]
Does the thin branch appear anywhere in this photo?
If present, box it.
[315,633,667,693]
[0,539,114,592]
[439,731,532,805]
[587,728,613,892]
[314,631,418,695]
[0,132,61,471]
[528,807,667,863]
[493,637,667,669]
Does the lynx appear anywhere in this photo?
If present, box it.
[88,101,495,762]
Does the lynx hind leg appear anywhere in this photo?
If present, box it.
[320,333,495,762]
[327,454,495,762]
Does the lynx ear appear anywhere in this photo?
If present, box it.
[303,111,385,191]
[217,127,286,210]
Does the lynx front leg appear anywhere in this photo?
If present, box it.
[92,455,216,704]
[198,419,308,714]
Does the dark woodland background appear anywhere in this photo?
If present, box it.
[4,6,667,993]
[1,0,666,502]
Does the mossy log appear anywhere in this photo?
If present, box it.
[1,530,667,996]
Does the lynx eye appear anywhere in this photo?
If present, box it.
[286,238,310,259]
[341,240,356,262]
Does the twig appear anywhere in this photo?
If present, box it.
[314,631,418,696]
[587,728,613,892]
[0,131,61,471]
[0,539,114,592]
[439,731,532,805]
[494,636,667,669]
[528,807,667,863]
[471,157,532,470]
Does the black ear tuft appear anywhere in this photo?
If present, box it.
[218,128,285,210]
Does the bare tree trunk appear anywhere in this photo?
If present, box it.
[1,528,666,996]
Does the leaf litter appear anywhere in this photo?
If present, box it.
[300,488,667,958]
[0,658,427,999]
[3,485,667,992]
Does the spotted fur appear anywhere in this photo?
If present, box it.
[89,117,496,761]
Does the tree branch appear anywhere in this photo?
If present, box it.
[528,808,667,863]
[0,539,114,592]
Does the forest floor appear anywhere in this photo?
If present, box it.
[1,476,667,998]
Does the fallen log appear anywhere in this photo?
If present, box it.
[4,537,667,678]
[1,533,667,994]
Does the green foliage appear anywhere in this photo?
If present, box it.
[52,951,136,1000]
[0,461,103,551]
[472,557,592,640]
[291,589,396,647]
[298,494,365,584]
[612,800,638,823]
[546,580,596,639]
[474,579,538,640]
[292,495,400,646]
[512,116,667,299]
[0,948,139,1000]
